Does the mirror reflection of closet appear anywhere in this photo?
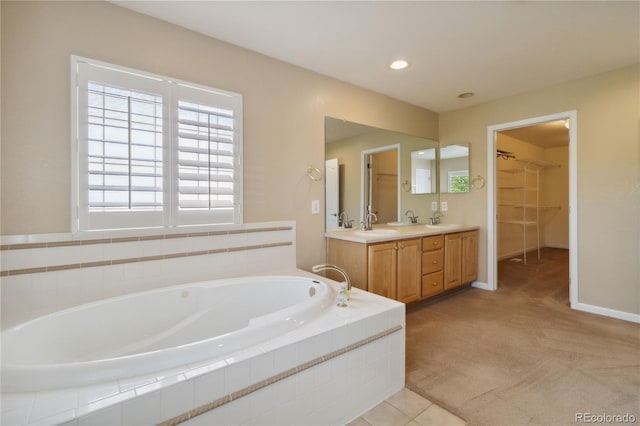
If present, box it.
[363,146,399,224]
[439,144,470,193]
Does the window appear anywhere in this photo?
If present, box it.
[447,170,469,193]
[71,57,242,232]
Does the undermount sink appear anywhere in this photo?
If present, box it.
[424,224,461,230]
[353,229,399,237]
[386,221,420,226]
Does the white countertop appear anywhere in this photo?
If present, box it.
[325,223,480,244]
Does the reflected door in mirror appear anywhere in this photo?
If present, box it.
[325,158,339,229]
[369,149,398,223]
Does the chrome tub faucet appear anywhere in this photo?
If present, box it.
[311,264,352,305]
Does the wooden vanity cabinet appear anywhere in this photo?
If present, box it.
[444,231,478,290]
[326,238,368,290]
[395,238,422,303]
[325,229,477,303]
[444,233,462,289]
[421,235,444,298]
[368,238,421,303]
[367,242,397,299]
[461,231,478,284]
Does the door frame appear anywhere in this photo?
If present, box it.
[360,144,401,224]
[486,110,578,308]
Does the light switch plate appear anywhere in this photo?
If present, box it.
[431,201,438,211]
[311,200,320,214]
[441,201,448,211]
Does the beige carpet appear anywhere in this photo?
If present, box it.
[405,248,640,425]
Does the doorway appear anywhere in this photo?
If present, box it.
[360,144,400,224]
[487,111,578,307]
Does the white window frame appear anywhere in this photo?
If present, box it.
[71,56,243,233]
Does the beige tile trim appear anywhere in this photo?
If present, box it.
[0,226,293,251]
[157,325,404,426]
[0,242,293,277]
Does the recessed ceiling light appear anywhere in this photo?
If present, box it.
[458,92,475,99]
[389,59,409,70]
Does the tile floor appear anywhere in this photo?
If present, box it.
[348,388,466,426]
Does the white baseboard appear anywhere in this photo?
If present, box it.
[471,281,492,291]
[572,302,640,323]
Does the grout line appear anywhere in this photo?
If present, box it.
[0,242,293,276]
[156,325,404,426]
[0,226,293,251]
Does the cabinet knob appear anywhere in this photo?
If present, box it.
[432,260,438,264]
[432,282,438,286]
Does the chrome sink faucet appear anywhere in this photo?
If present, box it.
[311,263,352,304]
[339,212,353,228]
[361,212,378,231]
[430,212,443,225]
[405,210,419,224]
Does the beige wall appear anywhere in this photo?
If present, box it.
[0,1,438,270]
[440,64,640,315]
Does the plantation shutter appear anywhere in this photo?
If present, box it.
[177,101,235,209]
[73,57,242,232]
[173,84,242,226]
[87,82,164,211]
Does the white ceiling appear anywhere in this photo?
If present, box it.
[111,1,639,113]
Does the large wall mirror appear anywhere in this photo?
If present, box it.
[439,144,470,193]
[325,117,439,230]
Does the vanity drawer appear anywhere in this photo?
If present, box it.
[422,249,443,274]
[421,271,444,298]
[422,235,443,251]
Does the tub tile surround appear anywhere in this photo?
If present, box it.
[1,221,407,425]
[2,282,405,426]
[0,222,296,329]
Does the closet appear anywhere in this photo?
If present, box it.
[496,123,568,264]
[497,159,558,263]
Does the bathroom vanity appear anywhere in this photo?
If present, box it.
[325,225,479,303]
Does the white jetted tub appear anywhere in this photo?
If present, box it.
[1,275,333,392]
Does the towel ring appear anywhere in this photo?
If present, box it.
[307,166,323,181]
[471,175,486,189]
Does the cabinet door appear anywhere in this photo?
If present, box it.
[444,233,462,289]
[367,242,397,299]
[396,238,421,303]
[462,231,478,284]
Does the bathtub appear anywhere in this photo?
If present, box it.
[1,275,333,393]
